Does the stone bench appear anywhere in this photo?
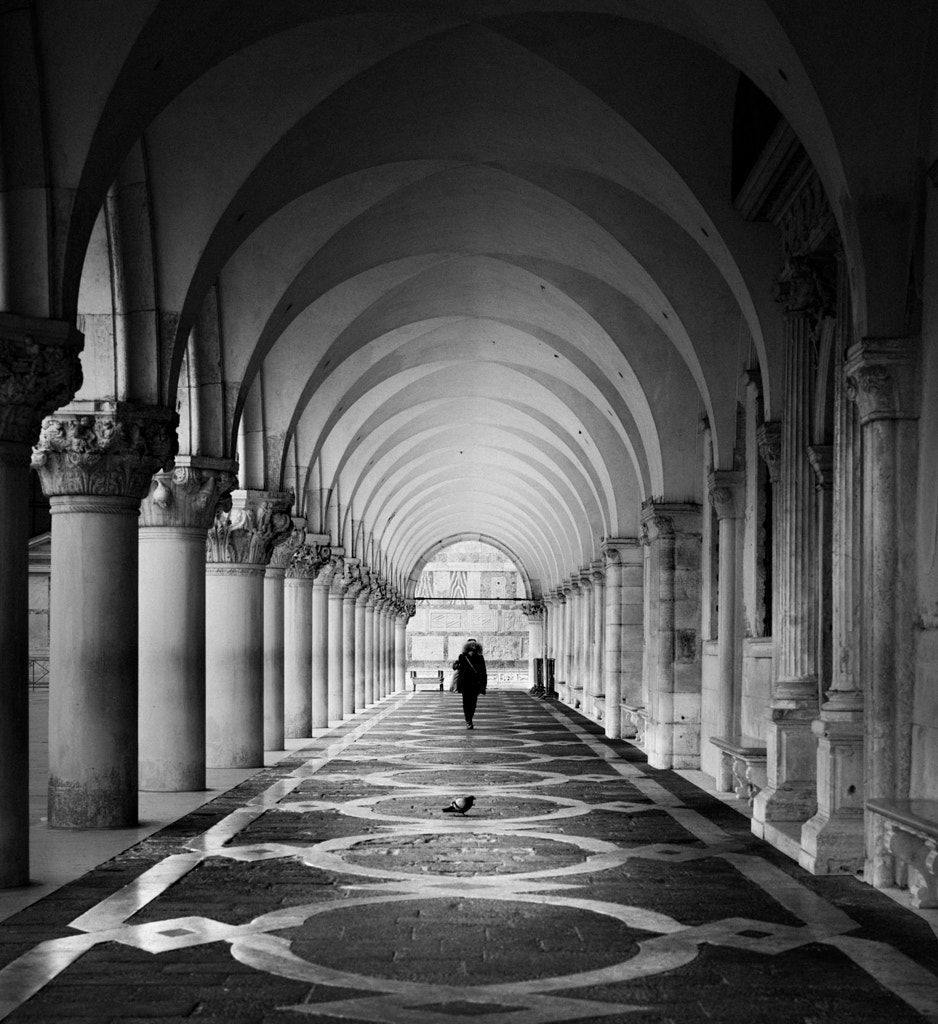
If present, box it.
[411,674,444,691]
[710,736,768,804]
[621,703,648,745]
[866,798,938,909]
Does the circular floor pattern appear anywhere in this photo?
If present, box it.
[301,829,628,883]
[281,790,597,826]
[364,766,572,790]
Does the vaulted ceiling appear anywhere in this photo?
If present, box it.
[24,1,926,598]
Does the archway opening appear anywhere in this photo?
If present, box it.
[406,540,530,689]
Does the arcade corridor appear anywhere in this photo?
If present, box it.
[1,691,935,1023]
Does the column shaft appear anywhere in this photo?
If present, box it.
[395,617,407,693]
[311,579,329,728]
[364,599,376,705]
[328,587,344,723]
[0,446,30,880]
[343,593,357,716]
[603,550,623,739]
[49,496,141,824]
[284,578,313,737]
[139,527,207,789]
[205,565,266,766]
[264,566,286,750]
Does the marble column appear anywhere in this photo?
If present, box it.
[708,472,746,791]
[577,573,591,699]
[328,555,346,724]
[602,543,624,739]
[563,581,575,688]
[522,602,545,689]
[32,402,176,826]
[395,603,411,693]
[264,518,306,751]
[343,562,362,716]
[363,584,377,705]
[283,546,323,738]
[845,338,918,887]
[802,313,866,873]
[138,458,236,790]
[591,563,605,699]
[0,317,81,881]
[379,596,391,698]
[603,538,643,739]
[641,502,702,770]
[311,554,335,729]
[205,489,293,767]
[754,299,824,826]
[354,573,370,709]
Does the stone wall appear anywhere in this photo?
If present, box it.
[407,541,529,686]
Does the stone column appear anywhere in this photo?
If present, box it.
[522,602,545,688]
[577,573,591,699]
[205,490,293,767]
[845,338,918,887]
[754,293,825,826]
[328,555,346,723]
[354,573,369,710]
[32,402,176,826]
[363,584,377,705]
[802,307,866,873]
[395,603,412,693]
[343,562,362,716]
[0,317,81,881]
[138,458,236,790]
[264,517,306,751]
[311,553,335,729]
[641,502,702,769]
[708,472,746,790]
[563,581,575,688]
[602,543,624,739]
[591,563,605,699]
[378,594,391,699]
[283,546,323,738]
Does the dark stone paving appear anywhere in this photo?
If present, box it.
[1,692,936,1023]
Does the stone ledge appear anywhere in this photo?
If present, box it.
[711,736,768,804]
[867,799,938,908]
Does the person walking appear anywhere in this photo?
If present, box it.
[453,637,487,729]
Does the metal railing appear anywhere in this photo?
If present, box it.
[28,658,49,689]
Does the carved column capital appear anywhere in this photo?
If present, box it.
[845,339,918,424]
[708,470,745,520]
[602,537,639,566]
[31,401,177,501]
[757,421,782,483]
[286,543,323,580]
[0,315,83,445]
[268,516,308,570]
[521,601,546,621]
[329,556,348,596]
[205,488,293,566]
[139,456,238,529]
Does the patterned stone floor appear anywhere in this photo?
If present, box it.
[1,691,937,1023]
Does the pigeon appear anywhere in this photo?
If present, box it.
[442,795,475,815]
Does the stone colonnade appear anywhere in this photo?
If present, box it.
[11,425,414,842]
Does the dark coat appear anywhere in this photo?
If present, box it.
[453,644,487,694]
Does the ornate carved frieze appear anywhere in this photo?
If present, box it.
[756,420,782,483]
[205,489,293,566]
[139,456,238,529]
[31,402,177,499]
[845,339,918,424]
[0,316,83,445]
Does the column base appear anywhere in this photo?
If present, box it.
[49,775,137,829]
[800,812,864,875]
[751,708,818,825]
